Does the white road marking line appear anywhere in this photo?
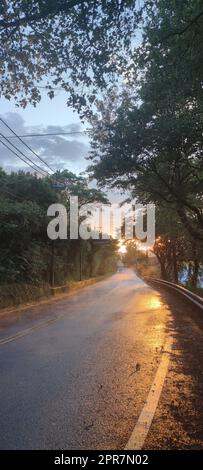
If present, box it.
[0,315,64,346]
[125,336,173,450]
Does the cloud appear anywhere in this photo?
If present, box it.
[0,112,89,174]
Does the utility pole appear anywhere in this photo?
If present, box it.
[50,240,55,287]
[79,244,82,281]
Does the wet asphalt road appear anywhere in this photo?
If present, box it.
[0,269,202,450]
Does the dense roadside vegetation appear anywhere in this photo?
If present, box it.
[0,1,203,301]
[0,169,118,307]
[88,0,203,288]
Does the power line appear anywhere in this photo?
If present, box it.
[0,135,72,186]
[0,117,54,173]
[0,132,49,176]
[4,131,86,138]
[0,137,68,188]
[0,138,48,177]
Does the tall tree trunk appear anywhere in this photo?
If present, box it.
[160,262,168,280]
[50,240,55,287]
[177,206,203,241]
[191,243,199,287]
[79,245,83,281]
[191,259,199,287]
[172,244,179,284]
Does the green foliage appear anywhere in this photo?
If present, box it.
[50,170,108,206]
[89,89,203,239]
[122,241,137,265]
[88,1,203,248]
[0,283,50,309]
[0,0,139,116]
[0,170,117,291]
[152,206,202,284]
[87,1,203,286]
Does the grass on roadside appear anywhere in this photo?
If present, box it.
[135,256,161,279]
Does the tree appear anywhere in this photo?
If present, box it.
[1,1,203,118]
[0,169,117,286]
[48,169,110,283]
[88,1,203,240]
[0,0,139,116]
[134,0,203,238]
[50,169,108,206]
[88,90,203,240]
[139,0,203,108]
[152,207,184,282]
[122,240,137,266]
[152,206,203,285]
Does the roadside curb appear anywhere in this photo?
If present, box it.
[50,276,107,296]
[0,274,112,317]
[145,277,203,311]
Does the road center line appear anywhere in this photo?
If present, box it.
[125,336,173,450]
[0,315,65,346]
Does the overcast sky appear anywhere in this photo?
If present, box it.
[0,89,89,175]
[0,88,126,204]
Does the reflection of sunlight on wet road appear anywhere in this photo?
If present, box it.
[127,290,163,315]
[0,268,174,450]
[146,295,166,349]
[125,285,167,352]
[147,296,162,310]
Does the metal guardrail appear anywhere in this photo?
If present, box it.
[145,277,203,311]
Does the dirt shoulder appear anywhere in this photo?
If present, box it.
[145,288,203,450]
